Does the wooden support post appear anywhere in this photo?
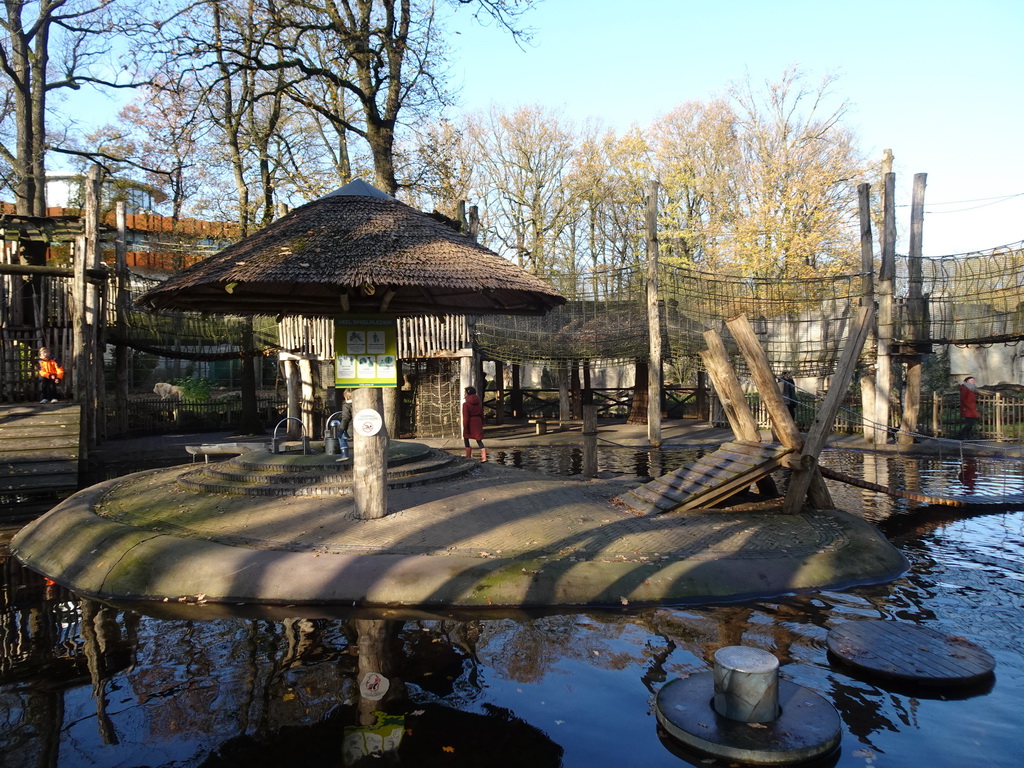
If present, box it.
[874,168,897,444]
[857,182,877,443]
[511,363,522,418]
[282,354,301,440]
[782,305,874,514]
[582,404,598,478]
[114,201,129,438]
[646,178,663,447]
[494,360,505,425]
[353,387,388,520]
[556,363,570,420]
[299,356,317,440]
[899,172,928,446]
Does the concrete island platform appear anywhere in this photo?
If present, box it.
[10,422,910,610]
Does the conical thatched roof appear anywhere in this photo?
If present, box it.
[137,181,565,317]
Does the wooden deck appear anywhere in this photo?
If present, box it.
[617,440,793,515]
[0,403,81,522]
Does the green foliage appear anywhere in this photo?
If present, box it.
[174,377,212,403]
[921,350,952,394]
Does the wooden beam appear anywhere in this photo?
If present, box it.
[725,315,803,451]
[783,304,874,514]
[700,330,761,443]
[646,178,662,447]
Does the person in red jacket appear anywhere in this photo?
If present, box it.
[958,376,980,439]
[38,347,64,403]
[462,386,487,462]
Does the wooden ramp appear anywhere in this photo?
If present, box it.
[617,440,793,515]
[0,403,81,522]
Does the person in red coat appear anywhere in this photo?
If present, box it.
[462,386,487,461]
[958,376,980,439]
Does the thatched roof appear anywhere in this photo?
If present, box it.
[137,181,565,317]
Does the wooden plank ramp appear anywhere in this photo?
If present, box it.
[0,403,81,522]
[617,440,793,515]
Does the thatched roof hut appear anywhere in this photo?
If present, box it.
[137,180,564,317]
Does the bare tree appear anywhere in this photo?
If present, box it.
[466,104,578,274]
[0,0,146,219]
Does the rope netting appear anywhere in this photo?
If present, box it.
[111,274,281,361]
[475,262,866,376]
[109,237,1024,374]
[904,240,1024,345]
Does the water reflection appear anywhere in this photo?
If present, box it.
[3,452,1023,767]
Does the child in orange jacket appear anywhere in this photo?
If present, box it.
[38,347,64,403]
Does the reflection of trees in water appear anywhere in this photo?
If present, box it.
[4,524,1017,767]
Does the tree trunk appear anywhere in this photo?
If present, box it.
[628,361,649,424]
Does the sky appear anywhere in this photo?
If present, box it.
[445,0,1024,258]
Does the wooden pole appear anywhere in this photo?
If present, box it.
[646,178,662,447]
[353,386,389,519]
[282,355,301,440]
[857,182,876,443]
[899,172,927,446]
[114,201,129,438]
[582,404,598,477]
[874,168,896,444]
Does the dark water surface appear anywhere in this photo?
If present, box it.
[2,450,1023,767]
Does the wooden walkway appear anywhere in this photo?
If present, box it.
[617,440,793,515]
[0,403,81,522]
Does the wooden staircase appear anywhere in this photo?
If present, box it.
[1,403,81,522]
[617,440,793,515]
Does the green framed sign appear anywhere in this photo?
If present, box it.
[334,315,398,388]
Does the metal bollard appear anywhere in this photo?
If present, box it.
[712,646,780,723]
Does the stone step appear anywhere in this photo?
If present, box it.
[229,442,433,474]
[195,450,457,486]
[177,453,475,497]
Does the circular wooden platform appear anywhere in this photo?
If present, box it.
[827,620,995,686]
[656,674,841,764]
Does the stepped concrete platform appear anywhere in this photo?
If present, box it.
[10,427,910,609]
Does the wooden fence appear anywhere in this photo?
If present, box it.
[108,395,292,438]
[726,389,1024,442]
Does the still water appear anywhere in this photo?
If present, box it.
[2,450,1023,767]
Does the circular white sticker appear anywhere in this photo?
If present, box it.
[353,408,383,436]
[359,671,390,701]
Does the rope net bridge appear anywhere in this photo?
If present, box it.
[475,239,1024,374]
[108,238,1024,401]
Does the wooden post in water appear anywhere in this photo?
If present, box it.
[582,404,598,477]
[353,386,389,519]
[874,164,896,444]
[857,183,876,442]
[646,179,662,447]
[899,173,928,446]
